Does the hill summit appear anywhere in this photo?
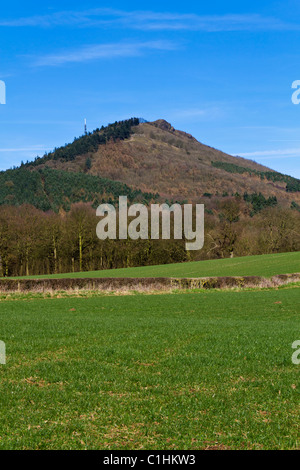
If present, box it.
[1,117,299,212]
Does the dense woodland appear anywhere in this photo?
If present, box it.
[0,167,159,212]
[0,199,299,277]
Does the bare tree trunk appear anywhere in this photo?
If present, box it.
[79,234,83,272]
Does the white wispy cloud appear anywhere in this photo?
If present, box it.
[32,40,178,67]
[0,8,297,32]
[125,12,293,32]
[238,148,300,159]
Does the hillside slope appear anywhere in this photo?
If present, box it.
[27,118,300,207]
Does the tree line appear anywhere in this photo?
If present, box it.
[0,199,299,277]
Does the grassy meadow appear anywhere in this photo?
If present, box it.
[10,251,300,280]
[0,285,299,450]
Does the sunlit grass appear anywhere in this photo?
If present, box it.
[0,286,299,449]
[10,251,300,280]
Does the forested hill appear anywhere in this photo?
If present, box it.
[1,118,159,212]
[2,117,300,213]
[16,117,300,209]
[0,118,299,277]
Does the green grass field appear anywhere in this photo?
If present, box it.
[0,286,299,450]
[12,251,300,280]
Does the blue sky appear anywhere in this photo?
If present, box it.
[1,0,300,178]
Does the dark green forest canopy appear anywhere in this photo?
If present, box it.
[0,167,159,212]
[243,192,278,215]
